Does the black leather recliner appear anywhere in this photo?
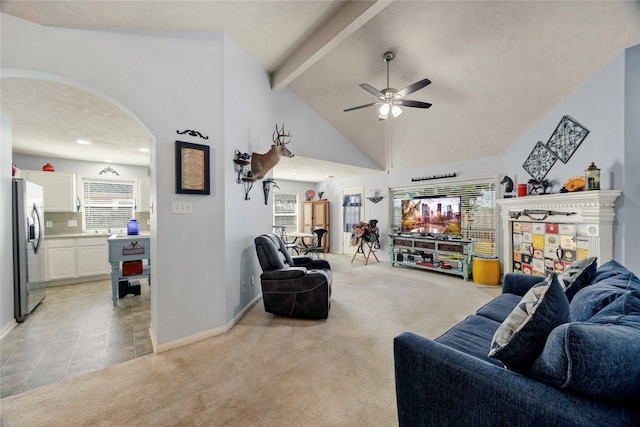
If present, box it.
[254,234,332,319]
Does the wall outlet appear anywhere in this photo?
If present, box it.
[46,221,53,228]
[68,220,78,227]
[251,276,254,286]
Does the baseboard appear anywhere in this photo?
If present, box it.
[0,319,18,340]
[151,294,262,353]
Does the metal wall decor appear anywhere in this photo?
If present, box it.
[99,166,120,176]
[522,141,556,181]
[545,115,589,163]
[176,129,209,140]
[263,178,279,205]
[411,172,456,182]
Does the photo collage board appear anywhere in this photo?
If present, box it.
[512,221,598,275]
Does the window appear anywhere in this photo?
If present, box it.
[273,193,298,232]
[390,176,498,256]
[82,178,135,233]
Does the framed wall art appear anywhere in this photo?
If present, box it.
[175,141,210,195]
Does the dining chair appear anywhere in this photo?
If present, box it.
[273,225,299,255]
[305,228,327,258]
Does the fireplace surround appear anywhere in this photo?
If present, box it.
[497,190,621,275]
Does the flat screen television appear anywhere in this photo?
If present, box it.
[401,196,462,236]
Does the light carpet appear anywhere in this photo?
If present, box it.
[0,254,500,426]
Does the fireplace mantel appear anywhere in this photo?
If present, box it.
[497,190,621,274]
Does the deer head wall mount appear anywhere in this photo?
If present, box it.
[234,123,294,200]
[250,123,294,181]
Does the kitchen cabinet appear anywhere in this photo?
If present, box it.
[77,237,110,277]
[21,170,77,212]
[137,178,151,212]
[45,236,110,282]
[46,239,76,281]
[301,201,329,251]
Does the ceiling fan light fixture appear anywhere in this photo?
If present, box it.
[379,102,390,116]
[391,105,403,117]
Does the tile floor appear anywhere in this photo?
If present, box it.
[0,278,152,398]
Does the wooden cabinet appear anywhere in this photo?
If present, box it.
[301,201,329,251]
[390,234,474,281]
[45,236,110,282]
[22,170,77,212]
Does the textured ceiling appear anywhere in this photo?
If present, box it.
[2,0,639,182]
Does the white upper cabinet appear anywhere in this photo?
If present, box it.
[22,170,77,212]
[137,178,151,213]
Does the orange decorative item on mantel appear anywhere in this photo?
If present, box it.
[564,176,585,192]
[42,162,55,172]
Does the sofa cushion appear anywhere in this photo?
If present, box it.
[556,257,597,301]
[569,284,626,322]
[489,273,570,371]
[528,290,640,403]
[475,293,522,323]
[435,314,503,367]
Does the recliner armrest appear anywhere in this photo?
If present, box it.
[261,267,307,280]
[292,256,314,265]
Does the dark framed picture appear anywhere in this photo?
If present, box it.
[175,141,210,195]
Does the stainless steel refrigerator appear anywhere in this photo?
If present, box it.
[12,178,46,322]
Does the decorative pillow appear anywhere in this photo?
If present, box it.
[556,257,597,301]
[528,290,640,403]
[489,273,570,371]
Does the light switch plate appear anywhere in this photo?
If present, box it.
[68,220,78,227]
[46,221,53,228]
[172,201,192,214]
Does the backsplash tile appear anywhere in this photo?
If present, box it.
[44,212,83,236]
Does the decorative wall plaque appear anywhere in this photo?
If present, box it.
[522,141,556,181]
[545,115,589,164]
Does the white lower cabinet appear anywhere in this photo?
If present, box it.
[46,237,110,282]
[46,240,76,281]
[77,238,110,277]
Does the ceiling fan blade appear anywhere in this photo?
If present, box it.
[396,99,432,109]
[359,83,385,99]
[395,78,431,99]
[343,102,380,112]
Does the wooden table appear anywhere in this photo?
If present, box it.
[287,232,314,253]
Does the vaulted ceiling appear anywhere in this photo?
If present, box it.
[2,1,639,182]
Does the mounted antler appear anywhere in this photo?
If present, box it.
[249,123,294,180]
[273,123,292,146]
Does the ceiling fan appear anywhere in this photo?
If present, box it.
[343,51,432,120]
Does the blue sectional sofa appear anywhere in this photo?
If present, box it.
[394,259,640,426]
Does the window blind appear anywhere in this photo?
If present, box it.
[390,177,498,256]
[83,179,135,231]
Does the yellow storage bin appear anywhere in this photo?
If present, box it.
[473,256,501,286]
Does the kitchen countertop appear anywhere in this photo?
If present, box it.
[45,232,149,239]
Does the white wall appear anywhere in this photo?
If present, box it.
[222,35,274,320]
[621,44,640,268]
[272,88,380,169]
[1,14,226,346]
[1,115,15,335]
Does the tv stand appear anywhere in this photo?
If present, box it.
[389,234,474,280]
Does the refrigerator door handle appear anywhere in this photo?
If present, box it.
[31,203,43,254]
